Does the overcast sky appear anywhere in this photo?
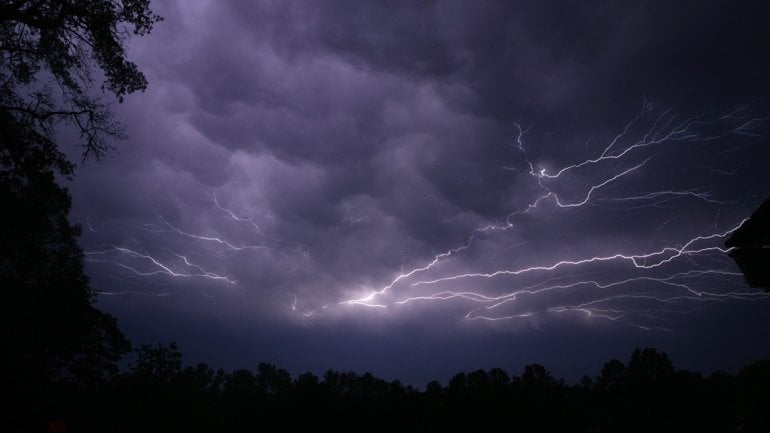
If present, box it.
[67,0,770,385]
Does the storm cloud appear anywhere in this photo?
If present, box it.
[67,0,770,384]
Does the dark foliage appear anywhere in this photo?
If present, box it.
[1,0,163,167]
[9,343,766,433]
[0,111,131,433]
[1,3,159,430]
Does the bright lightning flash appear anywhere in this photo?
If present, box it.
[301,102,770,330]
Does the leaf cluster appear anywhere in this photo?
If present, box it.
[0,0,162,165]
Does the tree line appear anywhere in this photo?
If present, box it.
[13,343,770,432]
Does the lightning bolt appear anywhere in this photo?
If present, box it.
[85,217,97,233]
[85,246,236,284]
[82,101,768,328]
[209,194,311,271]
[142,213,268,253]
[302,102,769,329]
[85,194,309,297]
[212,193,283,243]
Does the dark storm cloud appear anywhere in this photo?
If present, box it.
[67,0,770,384]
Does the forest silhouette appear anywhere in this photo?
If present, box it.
[2,2,769,432]
[6,341,770,432]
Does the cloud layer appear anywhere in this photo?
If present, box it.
[67,1,770,383]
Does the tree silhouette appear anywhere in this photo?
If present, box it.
[626,347,674,385]
[595,359,627,390]
[736,360,770,431]
[1,2,162,430]
[3,342,761,433]
[624,348,676,432]
[1,0,163,165]
[0,112,131,430]
[255,362,292,397]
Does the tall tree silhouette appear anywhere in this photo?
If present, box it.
[1,0,163,165]
[0,110,131,429]
[1,1,162,429]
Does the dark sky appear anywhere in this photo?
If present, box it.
[67,0,770,386]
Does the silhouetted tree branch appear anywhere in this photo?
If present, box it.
[0,3,161,430]
[1,0,162,169]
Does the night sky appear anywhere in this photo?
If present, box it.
[66,0,770,386]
